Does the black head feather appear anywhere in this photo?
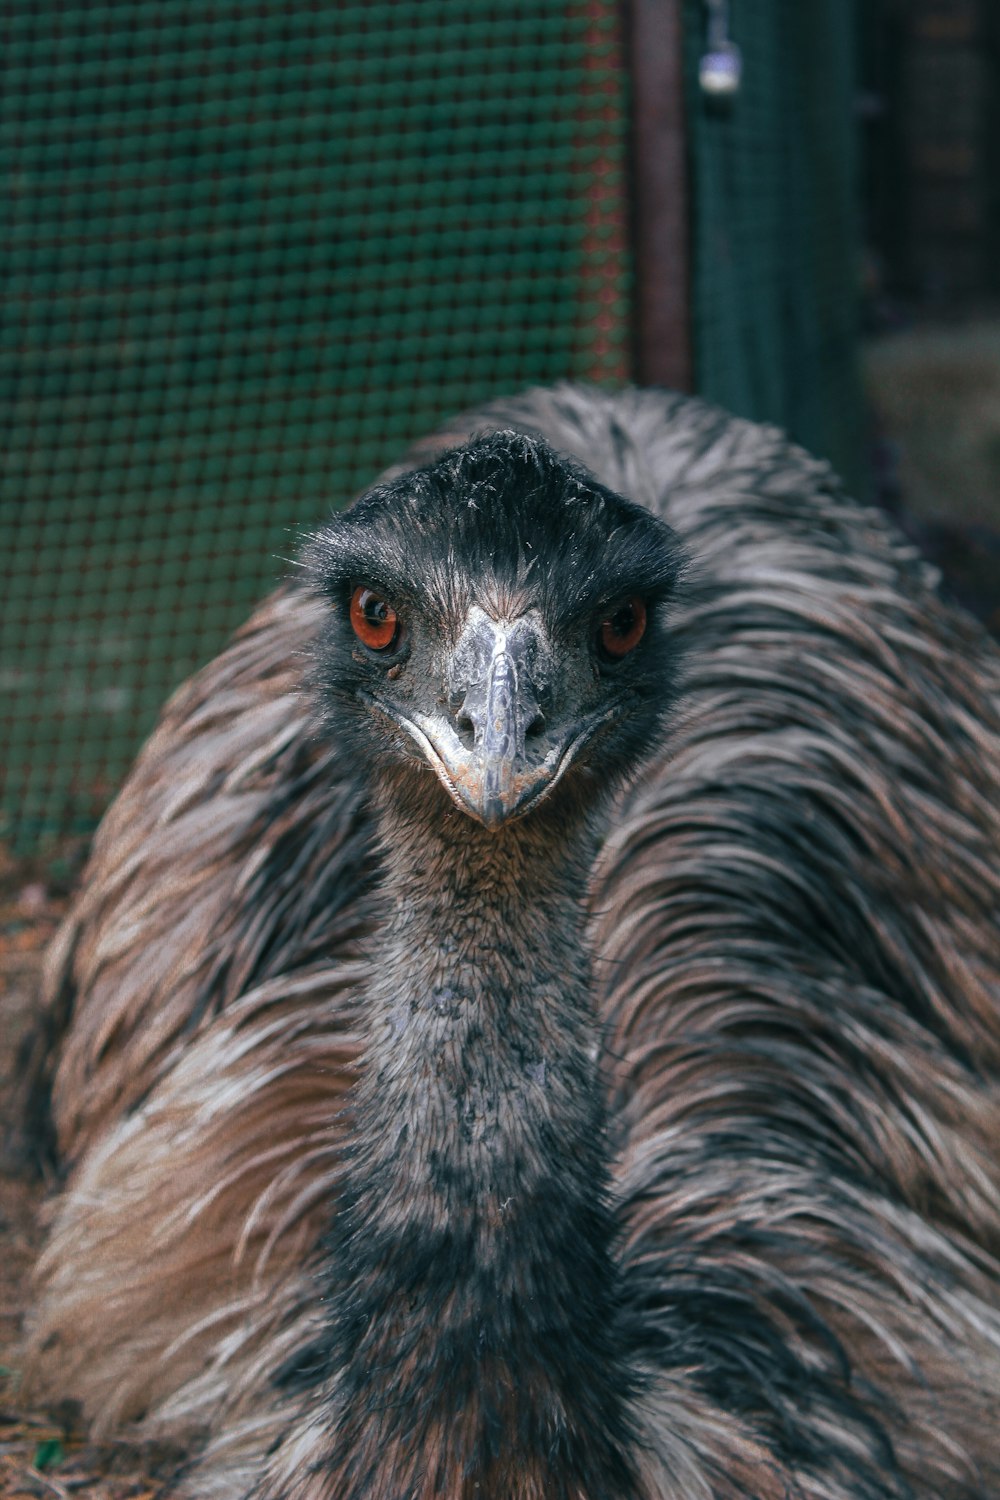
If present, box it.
[304,430,686,821]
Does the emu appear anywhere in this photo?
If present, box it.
[24,386,1000,1499]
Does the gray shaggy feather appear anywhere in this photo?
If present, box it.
[22,386,1000,1499]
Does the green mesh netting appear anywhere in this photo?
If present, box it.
[1,2,630,851]
[2,3,863,855]
[684,0,862,490]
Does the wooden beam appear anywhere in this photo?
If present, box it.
[627,0,693,390]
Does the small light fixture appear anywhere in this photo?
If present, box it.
[699,0,743,99]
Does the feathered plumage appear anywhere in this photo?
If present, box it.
[23,386,1000,1499]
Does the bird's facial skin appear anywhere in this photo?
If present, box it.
[306,431,684,828]
[360,603,629,828]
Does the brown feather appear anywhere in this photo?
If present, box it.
[23,386,1000,1499]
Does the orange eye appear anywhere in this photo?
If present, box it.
[599,596,647,660]
[350,586,400,651]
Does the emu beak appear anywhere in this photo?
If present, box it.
[426,610,554,828]
[378,608,607,829]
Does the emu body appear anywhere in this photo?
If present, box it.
[24,387,1000,1499]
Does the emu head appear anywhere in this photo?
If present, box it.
[305,430,684,827]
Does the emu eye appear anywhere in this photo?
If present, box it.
[598,597,647,660]
[350,586,401,652]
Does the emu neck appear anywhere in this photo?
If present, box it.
[326,787,639,1499]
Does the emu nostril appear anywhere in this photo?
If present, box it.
[526,712,545,740]
[455,711,475,745]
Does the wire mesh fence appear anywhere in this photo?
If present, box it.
[1,1,631,852]
[2,1,863,856]
[684,0,862,490]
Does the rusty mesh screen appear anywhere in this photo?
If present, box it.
[2,2,631,851]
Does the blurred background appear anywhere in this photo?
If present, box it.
[2,0,999,862]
